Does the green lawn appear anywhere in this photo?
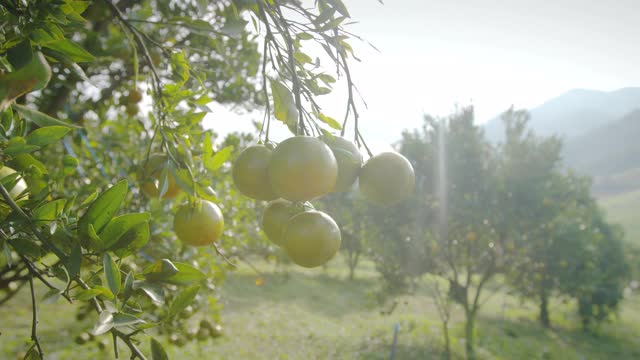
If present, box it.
[1,257,640,359]
[600,189,640,244]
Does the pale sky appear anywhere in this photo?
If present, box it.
[204,0,640,149]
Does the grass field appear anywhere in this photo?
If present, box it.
[1,257,640,360]
[600,189,640,244]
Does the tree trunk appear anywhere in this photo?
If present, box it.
[442,319,451,360]
[348,262,355,281]
[539,291,550,328]
[465,310,476,360]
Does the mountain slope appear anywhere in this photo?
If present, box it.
[484,87,640,143]
[564,109,640,178]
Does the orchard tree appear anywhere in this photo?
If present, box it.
[498,108,630,329]
[0,1,418,359]
[396,107,508,360]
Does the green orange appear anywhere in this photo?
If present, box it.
[282,210,341,268]
[173,199,224,246]
[232,145,278,201]
[261,199,300,246]
[359,152,415,206]
[321,136,362,192]
[268,136,337,201]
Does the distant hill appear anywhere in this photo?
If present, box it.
[563,109,640,187]
[484,87,640,143]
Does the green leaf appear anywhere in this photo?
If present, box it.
[13,104,81,128]
[8,238,42,259]
[318,16,346,32]
[42,48,94,85]
[122,271,135,299]
[159,262,206,286]
[113,313,144,328]
[3,137,40,156]
[270,80,297,126]
[78,180,128,250]
[294,51,313,64]
[206,146,232,172]
[170,51,189,85]
[91,311,114,335]
[8,154,47,175]
[316,113,342,130]
[111,221,150,258]
[144,259,179,281]
[63,154,78,175]
[150,337,169,360]
[168,165,195,196]
[317,73,336,84]
[32,199,67,223]
[316,8,336,24]
[66,243,82,278]
[42,288,61,305]
[87,224,102,249]
[76,285,114,301]
[43,39,95,63]
[132,281,164,304]
[167,285,200,319]
[220,17,247,38]
[297,32,314,40]
[99,213,150,249]
[103,253,121,297]
[327,0,351,17]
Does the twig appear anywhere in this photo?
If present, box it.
[75,277,148,360]
[21,256,73,303]
[28,275,44,359]
[212,242,237,268]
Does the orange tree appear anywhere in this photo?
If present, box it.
[0,0,388,358]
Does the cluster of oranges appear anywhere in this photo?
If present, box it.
[232,135,415,268]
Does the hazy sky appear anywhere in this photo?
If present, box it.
[205,0,640,148]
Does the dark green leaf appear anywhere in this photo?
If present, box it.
[78,180,128,250]
[112,221,150,258]
[144,259,179,281]
[122,271,135,299]
[150,337,169,360]
[167,285,200,319]
[103,253,121,296]
[66,243,82,278]
[8,238,42,259]
[99,213,150,249]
